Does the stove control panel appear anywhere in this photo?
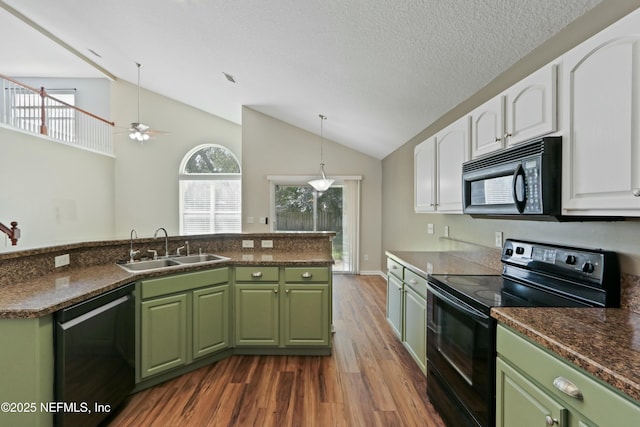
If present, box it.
[501,239,614,284]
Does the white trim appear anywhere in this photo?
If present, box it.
[360,270,386,277]
[267,175,362,183]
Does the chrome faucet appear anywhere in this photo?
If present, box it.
[176,241,190,256]
[129,229,140,263]
[153,227,169,258]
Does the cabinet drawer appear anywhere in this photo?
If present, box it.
[497,325,640,425]
[284,267,329,283]
[235,266,279,282]
[387,258,403,279]
[404,269,427,298]
[141,268,229,299]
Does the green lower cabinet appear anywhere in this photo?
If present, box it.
[193,284,230,359]
[140,293,189,379]
[386,273,403,338]
[497,325,640,427]
[283,284,330,346]
[234,284,280,346]
[402,285,426,373]
[138,268,230,380]
[234,266,332,349]
[496,357,568,427]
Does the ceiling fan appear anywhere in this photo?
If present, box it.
[123,62,168,142]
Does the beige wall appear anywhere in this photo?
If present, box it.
[242,107,382,273]
[111,79,242,239]
[382,1,640,275]
[0,126,114,251]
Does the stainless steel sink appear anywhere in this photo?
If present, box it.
[117,258,181,272]
[174,254,229,264]
[117,253,229,272]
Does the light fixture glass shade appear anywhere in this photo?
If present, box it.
[308,163,334,192]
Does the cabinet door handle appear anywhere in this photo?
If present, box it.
[632,188,640,197]
[545,415,558,426]
[409,279,417,285]
[285,289,289,294]
[301,272,313,278]
[251,272,263,278]
[494,137,501,142]
[274,289,278,294]
[553,376,583,400]
[390,265,398,270]
[504,132,512,139]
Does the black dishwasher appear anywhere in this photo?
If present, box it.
[55,283,135,427]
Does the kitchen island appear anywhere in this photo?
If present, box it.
[0,232,334,427]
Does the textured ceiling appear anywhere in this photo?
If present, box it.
[0,0,610,159]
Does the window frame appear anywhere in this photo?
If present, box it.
[179,144,242,235]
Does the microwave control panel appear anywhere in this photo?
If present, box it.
[523,158,541,213]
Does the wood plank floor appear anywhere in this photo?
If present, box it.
[106,274,445,427]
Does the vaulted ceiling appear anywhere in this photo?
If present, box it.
[2,0,635,159]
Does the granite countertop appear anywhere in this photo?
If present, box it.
[385,250,502,277]
[492,307,640,404]
[0,250,333,319]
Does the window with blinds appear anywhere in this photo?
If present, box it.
[179,145,241,234]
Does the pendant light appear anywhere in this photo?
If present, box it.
[308,114,334,192]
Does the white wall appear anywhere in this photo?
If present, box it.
[0,125,114,251]
[110,79,242,239]
[242,107,382,273]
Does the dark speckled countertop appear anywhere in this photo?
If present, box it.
[492,307,640,404]
[385,250,502,276]
[0,250,333,319]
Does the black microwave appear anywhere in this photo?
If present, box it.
[462,137,561,218]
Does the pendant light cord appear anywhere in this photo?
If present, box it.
[319,114,327,165]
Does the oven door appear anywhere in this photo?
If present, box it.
[427,284,495,427]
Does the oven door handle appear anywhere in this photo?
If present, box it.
[427,284,490,325]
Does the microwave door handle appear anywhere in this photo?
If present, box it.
[512,164,526,213]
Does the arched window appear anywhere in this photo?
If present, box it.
[179,144,241,234]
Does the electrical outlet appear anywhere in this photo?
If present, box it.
[261,240,273,248]
[444,225,449,237]
[364,254,369,261]
[55,254,70,268]
[427,223,434,234]
[247,216,254,224]
[242,240,254,248]
[495,231,503,248]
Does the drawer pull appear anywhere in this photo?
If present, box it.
[409,279,417,285]
[553,376,583,400]
[390,265,398,270]
[545,415,558,426]
[301,272,313,279]
[251,272,263,278]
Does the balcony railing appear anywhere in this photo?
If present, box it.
[1,73,115,156]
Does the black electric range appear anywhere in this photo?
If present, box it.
[425,239,620,427]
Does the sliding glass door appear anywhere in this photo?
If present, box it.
[272,182,357,273]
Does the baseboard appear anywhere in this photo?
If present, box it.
[359,270,385,278]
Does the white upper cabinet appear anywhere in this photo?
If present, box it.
[504,63,557,147]
[414,117,470,213]
[470,62,557,158]
[470,96,504,158]
[436,117,470,212]
[562,8,640,215]
[414,137,436,212]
